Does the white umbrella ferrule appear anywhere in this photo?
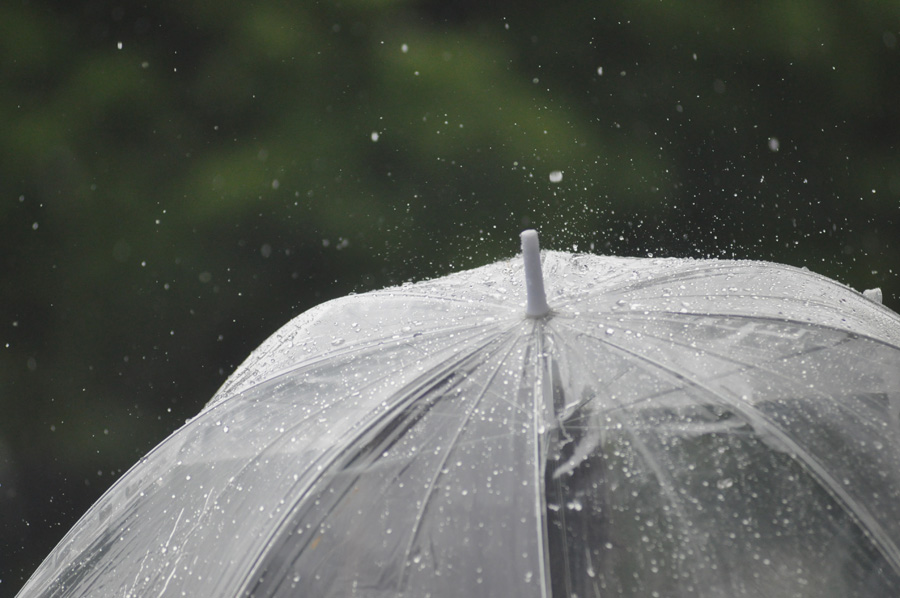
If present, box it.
[521,229,550,317]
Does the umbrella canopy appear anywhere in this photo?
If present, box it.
[17,232,900,598]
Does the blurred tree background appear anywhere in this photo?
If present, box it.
[2,0,899,594]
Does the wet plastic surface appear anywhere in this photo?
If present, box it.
[18,252,900,597]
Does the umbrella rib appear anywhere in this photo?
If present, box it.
[550,260,896,329]
[603,309,900,350]
[546,474,572,597]
[396,327,527,586]
[544,327,713,591]
[548,261,753,306]
[237,320,525,596]
[202,334,482,504]
[567,311,893,431]
[552,311,879,421]
[369,288,513,310]
[234,320,514,396]
[530,319,552,598]
[577,328,900,579]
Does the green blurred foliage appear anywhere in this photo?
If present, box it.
[2,0,899,593]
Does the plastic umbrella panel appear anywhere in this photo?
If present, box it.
[18,252,900,597]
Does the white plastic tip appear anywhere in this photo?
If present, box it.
[521,229,550,317]
[863,288,883,304]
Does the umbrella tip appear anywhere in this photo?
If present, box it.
[521,229,550,317]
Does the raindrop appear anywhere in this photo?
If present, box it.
[401,43,408,53]
[549,170,563,183]
[768,137,780,152]
[331,338,345,346]
[370,131,380,142]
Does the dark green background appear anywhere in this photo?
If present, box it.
[2,1,899,594]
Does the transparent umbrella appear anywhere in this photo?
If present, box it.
[17,231,900,598]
